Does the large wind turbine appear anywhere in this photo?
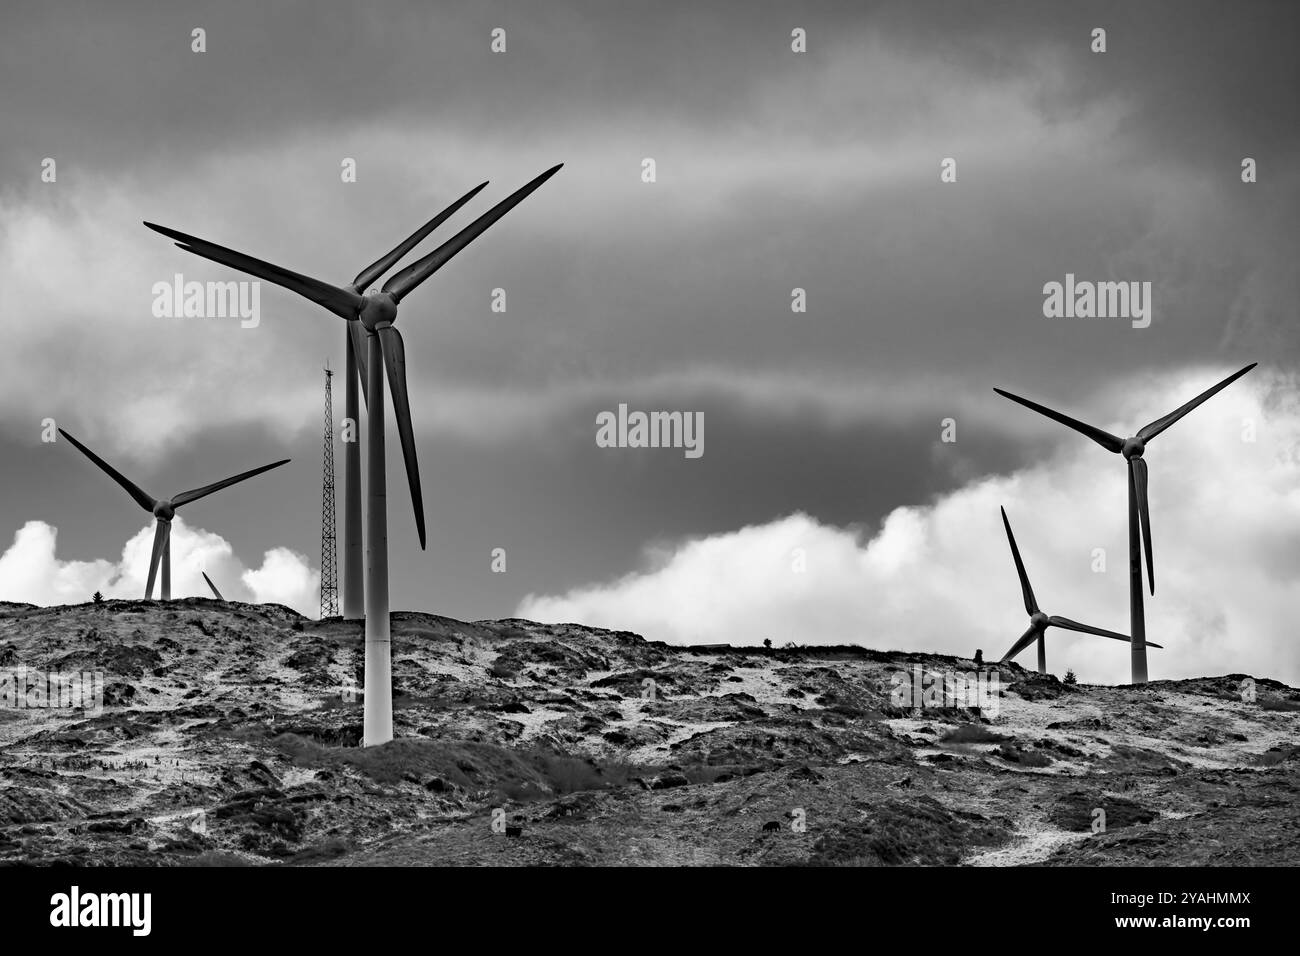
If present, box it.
[997,507,1158,674]
[58,429,289,600]
[147,183,487,621]
[994,363,1255,683]
[145,165,562,746]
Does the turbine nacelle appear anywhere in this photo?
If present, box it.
[1029,610,1050,630]
[152,501,176,520]
[1121,436,1146,460]
[359,291,398,332]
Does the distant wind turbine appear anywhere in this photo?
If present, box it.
[994,363,1255,683]
[145,165,562,746]
[58,429,289,601]
[201,571,224,601]
[998,507,1158,674]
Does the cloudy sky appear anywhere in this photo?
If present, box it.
[0,0,1295,684]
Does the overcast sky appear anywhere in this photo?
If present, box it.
[1,0,1295,683]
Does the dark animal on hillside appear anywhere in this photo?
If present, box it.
[761,821,781,833]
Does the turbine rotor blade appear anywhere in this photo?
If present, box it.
[1047,615,1131,643]
[1132,457,1155,595]
[171,458,291,508]
[58,429,156,513]
[350,182,490,292]
[201,571,224,600]
[1137,363,1258,443]
[142,222,364,321]
[382,164,563,303]
[348,320,370,406]
[377,325,426,549]
[1001,624,1040,662]
[993,388,1124,454]
[145,520,170,599]
[1000,507,1038,615]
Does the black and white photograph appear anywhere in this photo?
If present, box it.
[0,0,1294,939]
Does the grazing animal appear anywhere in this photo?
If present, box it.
[761,821,781,833]
[505,825,523,838]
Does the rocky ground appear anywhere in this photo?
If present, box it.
[0,598,1296,866]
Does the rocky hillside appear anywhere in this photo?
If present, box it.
[1,599,1296,866]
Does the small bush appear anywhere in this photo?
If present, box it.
[939,724,1006,744]
[288,837,352,864]
[490,660,518,680]
[530,754,601,793]
[993,743,1052,767]
[1260,697,1300,712]
[191,851,252,867]
[810,799,1006,866]
[1063,669,1078,685]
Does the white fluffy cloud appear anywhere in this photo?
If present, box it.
[520,368,1300,685]
[0,517,319,616]
[240,547,320,612]
[0,522,115,607]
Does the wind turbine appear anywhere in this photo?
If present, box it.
[58,429,289,601]
[145,183,484,621]
[201,571,224,601]
[144,165,562,746]
[994,363,1255,683]
[997,506,1158,675]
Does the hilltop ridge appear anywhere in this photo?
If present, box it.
[1,599,1296,866]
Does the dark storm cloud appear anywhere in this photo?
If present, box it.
[1,0,852,179]
[9,1,1295,177]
